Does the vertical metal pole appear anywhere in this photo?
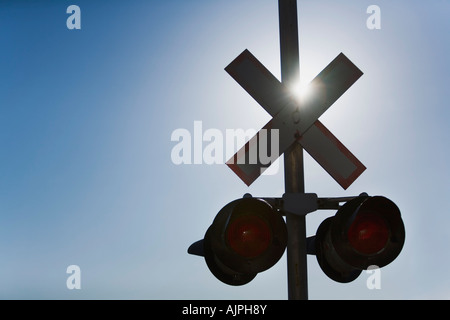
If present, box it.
[279,0,308,300]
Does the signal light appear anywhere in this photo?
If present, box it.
[313,195,405,283]
[189,192,405,288]
[188,196,287,286]
[347,211,389,255]
[226,214,272,258]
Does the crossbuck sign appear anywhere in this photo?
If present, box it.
[225,49,366,189]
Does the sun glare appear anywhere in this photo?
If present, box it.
[290,81,314,103]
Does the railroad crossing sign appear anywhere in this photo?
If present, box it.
[225,49,366,189]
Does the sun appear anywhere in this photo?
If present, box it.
[289,80,314,103]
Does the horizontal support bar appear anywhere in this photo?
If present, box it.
[259,192,368,214]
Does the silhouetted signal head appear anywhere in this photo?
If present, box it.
[189,197,287,286]
[209,198,287,275]
[315,195,405,283]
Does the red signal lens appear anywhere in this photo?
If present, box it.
[226,215,272,258]
[347,212,390,255]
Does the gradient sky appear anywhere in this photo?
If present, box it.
[0,0,449,299]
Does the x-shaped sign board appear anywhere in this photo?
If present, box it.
[225,49,366,189]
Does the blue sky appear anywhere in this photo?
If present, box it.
[0,0,449,299]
